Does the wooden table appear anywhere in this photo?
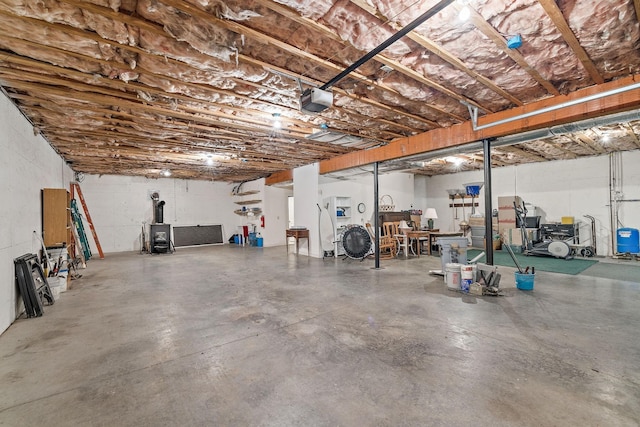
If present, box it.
[427,231,464,255]
[405,230,431,257]
[286,228,309,254]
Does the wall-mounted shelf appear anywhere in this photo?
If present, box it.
[233,190,260,196]
[235,199,262,205]
[449,203,479,208]
[234,208,262,216]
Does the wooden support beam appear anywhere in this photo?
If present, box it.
[574,133,607,154]
[316,75,640,174]
[624,123,640,148]
[0,9,416,139]
[538,0,604,84]
[564,135,601,155]
[349,0,523,107]
[265,169,293,186]
[537,141,579,159]
[240,55,441,128]
[450,2,560,96]
[155,0,464,120]
[497,145,549,163]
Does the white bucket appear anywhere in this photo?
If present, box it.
[461,265,474,280]
[445,263,462,290]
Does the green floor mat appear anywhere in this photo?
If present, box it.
[467,249,598,275]
[579,262,640,282]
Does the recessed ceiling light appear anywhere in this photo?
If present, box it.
[206,156,214,166]
[602,134,611,143]
[446,156,464,166]
[162,169,171,177]
[272,112,282,128]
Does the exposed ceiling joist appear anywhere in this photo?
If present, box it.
[537,0,604,85]
[451,2,561,96]
[0,0,638,181]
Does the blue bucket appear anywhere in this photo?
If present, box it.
[257,237,263,247]
[515,272,534,290]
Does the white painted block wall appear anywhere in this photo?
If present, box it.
[319,172,416,225]
[416,151,640,256]
[0,94,74,334]
[77,174,247,253]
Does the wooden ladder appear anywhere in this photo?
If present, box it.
[70,182,105,259]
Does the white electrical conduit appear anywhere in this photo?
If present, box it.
[464,82,640,131]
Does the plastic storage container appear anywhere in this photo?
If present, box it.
[617,228,640,254]
[437,237,469,272]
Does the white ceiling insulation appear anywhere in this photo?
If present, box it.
[0,0,638,181]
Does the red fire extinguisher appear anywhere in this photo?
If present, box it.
[260,215,265,228]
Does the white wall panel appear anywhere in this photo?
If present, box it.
[77,174,239,253]
[293,163,320,257]
[0,94,73,334]
[424,151,640,256]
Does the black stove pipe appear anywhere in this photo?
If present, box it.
[155,201,166,224]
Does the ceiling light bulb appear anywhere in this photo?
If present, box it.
[459,5,470,21]
[206,157,214,166]
[446,156,464,166]
[273,120,281,129]
[602,134,611,143]
[162,169,171,177]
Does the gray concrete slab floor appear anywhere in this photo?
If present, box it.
[0,245,638,426]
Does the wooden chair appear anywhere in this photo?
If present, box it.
[383,221,409,256]
[366,223,396,259]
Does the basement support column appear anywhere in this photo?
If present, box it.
[373,162,380,269]
[483,139,494,266]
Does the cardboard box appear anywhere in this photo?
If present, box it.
[468,216,485,226]
[498,220,516,234]
[498,196,523,209]
[498,210,516,221]
[502,228,523,246]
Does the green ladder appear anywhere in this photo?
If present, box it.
[71,199,92,261]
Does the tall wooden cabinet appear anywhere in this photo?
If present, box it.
[42,188,71,247]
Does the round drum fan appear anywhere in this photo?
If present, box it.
[342,226,372,260]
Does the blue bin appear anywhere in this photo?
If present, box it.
[248,232,257,246]
[515,272,534,290]
[617,228,640,254]
[256,237,263,247]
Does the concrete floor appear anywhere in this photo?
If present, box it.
[0,245,638,426]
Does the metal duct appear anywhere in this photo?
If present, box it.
[549,109,640,135]
[320,108,640,178]
[495,108,640,145]
[470,82,640,131]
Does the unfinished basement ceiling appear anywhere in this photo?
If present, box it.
[0,0,639,181]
